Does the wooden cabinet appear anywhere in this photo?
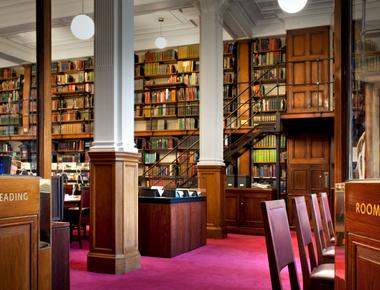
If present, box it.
[286,26,331,113]
[225,188,274,234]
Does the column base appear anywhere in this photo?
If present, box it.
[87,151,141,274]
[198,165,226,239]
[87,251,141,274]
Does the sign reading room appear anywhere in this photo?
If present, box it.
[356,202,380,217]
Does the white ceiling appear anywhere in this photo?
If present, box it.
[0,0,340,68]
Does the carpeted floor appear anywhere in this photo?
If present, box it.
[70,233,302,290]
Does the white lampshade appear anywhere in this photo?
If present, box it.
[278,0,307,14]
[70,14,94,40]
[155,36,167,49]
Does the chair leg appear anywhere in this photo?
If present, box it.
[79,224,82,249]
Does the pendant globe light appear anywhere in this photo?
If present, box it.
[70,0,94,40]
[155,17,167,49]
[278,0,308,14]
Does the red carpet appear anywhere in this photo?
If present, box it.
[70,233,302,290]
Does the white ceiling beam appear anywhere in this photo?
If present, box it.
[134,0,194,16]
[0,37,35,63]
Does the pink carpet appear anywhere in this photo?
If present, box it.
[70,233,302,290]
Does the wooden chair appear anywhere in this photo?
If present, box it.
[320,192,335,246]
[65,186,90,248]
[310,194,334,264]
[292,196,334,290]
[261,199,300,290]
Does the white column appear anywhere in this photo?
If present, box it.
[198,0,225,166]
[92,0,136,153]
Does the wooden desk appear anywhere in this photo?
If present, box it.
[64,194,81,209]
[139,196,206,258]
[225,187,275,235]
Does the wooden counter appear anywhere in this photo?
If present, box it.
[138,196,206,258]
[225,187,275,235]
[0,176,40,290]
[345,180,380,290]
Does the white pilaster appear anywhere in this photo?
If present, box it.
[92,0,137,153]
[198,0,225,166]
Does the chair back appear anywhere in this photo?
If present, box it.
[310,194,328,264]
[292,196,318,289]
[80,186,90,209]
[320,192,334,244]
[261,199,300,290]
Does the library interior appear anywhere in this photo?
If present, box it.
[0,0,380,289]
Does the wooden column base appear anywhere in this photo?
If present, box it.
[87,151,141,274]
[198,165,227,239]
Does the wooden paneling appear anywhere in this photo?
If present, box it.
[88,151,141,274]
[38,247,52,290]
[288,133,329,164]
[225,188,274,235]
[138,198,206,258]
[197,165,226,239]
[287,26,330,113]
[52,222,70,290]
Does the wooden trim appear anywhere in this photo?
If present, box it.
[36,0,52,179]
[334,0,349,183]
[22,65,31,133]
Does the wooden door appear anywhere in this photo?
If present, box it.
[225,190,239,227]
[287,26,330,113]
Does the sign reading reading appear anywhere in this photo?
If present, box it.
[0,192,29,202]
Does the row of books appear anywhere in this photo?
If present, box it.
[52,110,92,122]
[252,149,277,163]
[177,73,198,86]
[252,51,285,66]
[252,83,286,97]
[177,87,199,101]
[139,104,177,118]
[143,164,178,177]
[0,125,20,136]
[252,114,277,124]
[252,164,277,178]
[224,101,237,114]
[0,91,20,102]
[252,98,286,112]
[0,68,21,80]
[52,83,95,94]
[0,103,20,114]
[0,114,20,125]
[254,134,286,148]
[178,45,199,59]
[355,54,380,73]
[53,71,94,85]
[56,152,82,163]
[224,84,237,99]
[135,118,198,131]
[178,103,199,116]
[224,42,236,55]
[140,137,176,150]
[178,60,199,73]
[135,79,144,90]
[224,56,235,69]
[52,97,93,111]
[142,89,177,103]
[224,72,236,83]
[0,79,22,91]
[51,58,93,73]
[52,122,93,134]
[144,63,177,76]
[144,49,177,62]
[252,67,286,82]
[53,139,91,151]
[252,38,283,52]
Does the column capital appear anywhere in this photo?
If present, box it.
[198,0,230,16]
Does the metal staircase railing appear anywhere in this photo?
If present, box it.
[140,63,285,188]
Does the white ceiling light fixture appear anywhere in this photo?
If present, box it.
[70,0,94,40]
[154,17,167,49]
[278,0,308,14]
